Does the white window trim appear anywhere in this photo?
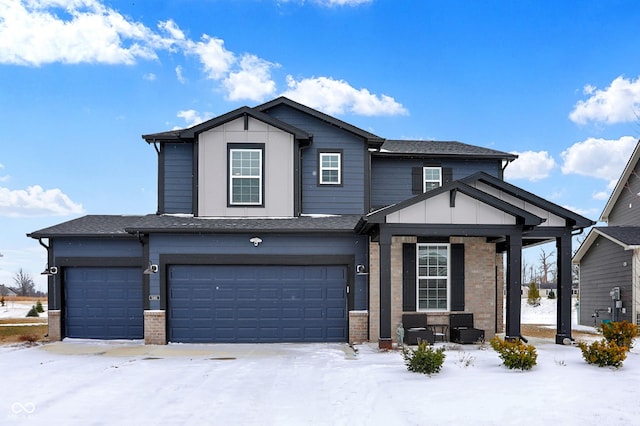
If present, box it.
[319,152,342,185]
[416,243,450,312]
[229,148,263,205]
[423,166,442,192]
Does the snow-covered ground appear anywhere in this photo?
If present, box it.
[0,300,48,320]
[2,299,636,425]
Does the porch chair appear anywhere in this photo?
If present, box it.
[449,313,485,344]
[402,313,435,345]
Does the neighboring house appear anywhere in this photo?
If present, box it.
[574,140,640,326]
[0,285,17,297]
[29,97,594,346]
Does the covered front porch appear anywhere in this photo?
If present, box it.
[357,172,594,348]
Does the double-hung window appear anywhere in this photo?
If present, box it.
[417,243,449,311]
[229,147,263,206]
[319,151,342,185]
[423,167,442,192]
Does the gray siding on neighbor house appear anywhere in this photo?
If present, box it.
[371,157,503,209]
[263,105,366,215]
[147,233,369,310]
[162,143,193,214]
[579,235,633,325]
[608,161,640,226]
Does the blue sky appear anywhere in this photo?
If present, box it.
[2,0,640,291]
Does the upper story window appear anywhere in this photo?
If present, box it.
[229,145,263,206]
[417,243,450,311]
[318,150,343,185]
[423,167,442,192]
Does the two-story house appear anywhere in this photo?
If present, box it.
[29,97,594,347]
[574,140,640,327]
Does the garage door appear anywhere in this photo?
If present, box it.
[168,264,347,343]
[65,267,143,339]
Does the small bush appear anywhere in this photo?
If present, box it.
[527,282,541,306]
[490,336,537,370]
[577,339,627,368]
[35,300,44,313]
[600,321,638,350]
[26,306,39,317]
[548,290,556,299]
[402,340,446,376]
[0,296,5,306]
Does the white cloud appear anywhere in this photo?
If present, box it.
[503,150,556,182]
[0,0,166,66]
[0,185,84,217]
[592,191,609,201]
[185,34,235,80]
[175,65,186,84]
[560,136,637,187]
[143,73,156,81]
[569,76,640,125]
[176,109,214,127]
[223,55,278,102]
[282,75,408,116]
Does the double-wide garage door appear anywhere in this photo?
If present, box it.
[168,264,347,343]
[65,267,143,339]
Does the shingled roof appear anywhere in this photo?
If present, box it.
[378,140,517,160]
[28,214,362,238]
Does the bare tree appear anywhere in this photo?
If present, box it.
[13,268,35,297]
[538,248,556,283]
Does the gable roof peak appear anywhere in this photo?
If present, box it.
[600,139,640,223]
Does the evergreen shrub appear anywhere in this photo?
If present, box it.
[577,339,627,368]
[489,336,537,370]
[35,300,44,313]
[26,306,39,317]
[402,340,446,376]
[600,321,638,350]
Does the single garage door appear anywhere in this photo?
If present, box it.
[65,267,143,339]
[168,264,347,343]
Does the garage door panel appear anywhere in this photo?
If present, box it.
[65,267,143,340]
[169,264,347,343]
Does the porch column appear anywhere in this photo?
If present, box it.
[505,231,523,339]
[378,231,392,349]
[556,232,573,344]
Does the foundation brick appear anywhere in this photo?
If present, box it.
[349,311,369,344]
[47,310,62,341]
[144,310,167,345]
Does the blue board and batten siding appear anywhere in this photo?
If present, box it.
[371,157,503,208]
[263,105,367,215]
[161,143,193,214]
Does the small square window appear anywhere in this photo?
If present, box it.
[423,167,442,192]
[319,152,342,185]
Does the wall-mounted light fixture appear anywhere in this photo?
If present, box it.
[250,236,263,247]
[356,264,368,275]
[143,263,159,274]
[41,265,58,276]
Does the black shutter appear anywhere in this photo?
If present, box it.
[442,167,453,185]
[450,243,465,311]
[403,243,417,311]
[411,167,423,194]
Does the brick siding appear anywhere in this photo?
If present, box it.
[144,310,167,345]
